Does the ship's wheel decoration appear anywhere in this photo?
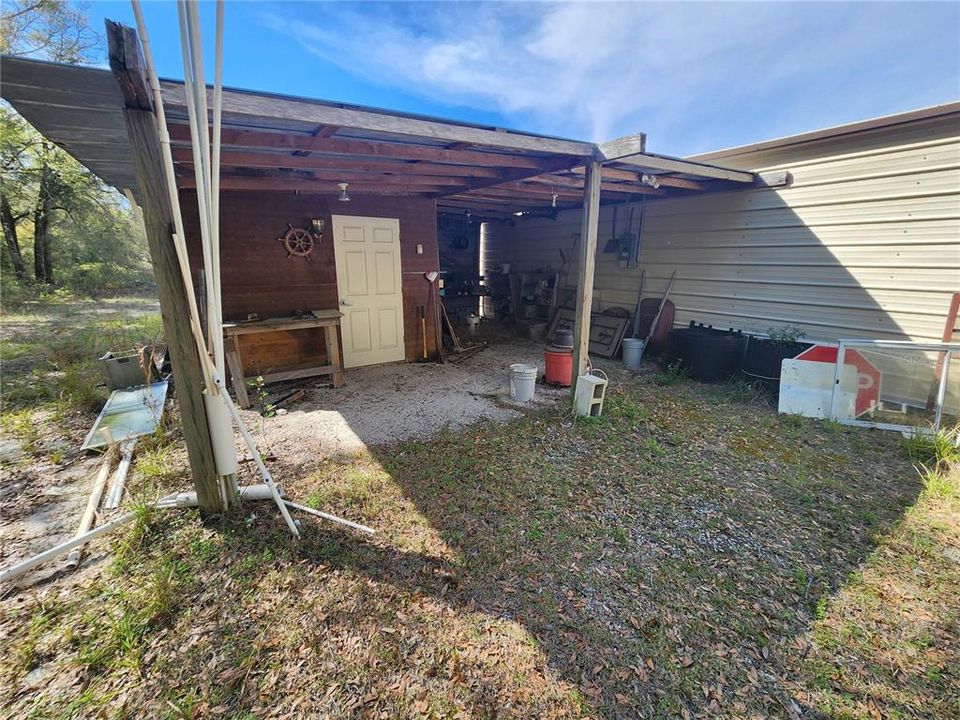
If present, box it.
[278,225,316,260]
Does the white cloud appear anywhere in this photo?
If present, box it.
[257,2,959,152]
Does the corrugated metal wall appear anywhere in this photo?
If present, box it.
[483,111,960,344]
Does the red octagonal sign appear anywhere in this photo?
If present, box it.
[795,345,880,417]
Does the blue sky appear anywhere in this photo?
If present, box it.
[81,1,960,155]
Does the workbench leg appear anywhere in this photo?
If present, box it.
[224,337,251,409]
[325,325,345,388]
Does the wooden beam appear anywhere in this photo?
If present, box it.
[161,81,598,156]
[107,21,222,514]
[572,160,602,390]
[182,176,450,194]
[173,147,504,178]
[570,166,707,190]
[610,153,755,183]
[431,155,585,198]
[313,125,339,138]
[597,133,646,160]
[167,123,550,169]
[756,170,792,187]
[187,168,468,187]
[523,173,665,195]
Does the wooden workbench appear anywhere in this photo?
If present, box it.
[223,311,344,408]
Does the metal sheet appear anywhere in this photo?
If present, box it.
[82,381,169,450]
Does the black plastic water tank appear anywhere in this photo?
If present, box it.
[665,323,748,383]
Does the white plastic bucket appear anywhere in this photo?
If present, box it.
[622,337,645,369]
[509,363,537,403]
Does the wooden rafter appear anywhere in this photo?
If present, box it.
[430,156,585,198]
[179,167,473,187]
[167,124,551,169]
[172,147,505,178]
[181,176,453,193]
[569,166,707,190]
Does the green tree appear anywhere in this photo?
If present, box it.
[1,1,150,295]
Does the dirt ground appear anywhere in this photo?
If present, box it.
[243,335,569,462]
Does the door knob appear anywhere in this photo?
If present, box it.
[340,299,351,306]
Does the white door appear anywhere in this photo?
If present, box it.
[331,215,405,368]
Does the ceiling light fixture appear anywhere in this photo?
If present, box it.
[337,182,351,202]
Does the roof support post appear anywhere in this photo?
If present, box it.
[571,159,602,398]
[107,21,222,513]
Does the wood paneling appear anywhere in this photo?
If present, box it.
[180,191,440,363]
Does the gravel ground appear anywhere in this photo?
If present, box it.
[242,336,570,461]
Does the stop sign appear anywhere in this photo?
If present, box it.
[795,345,880,417]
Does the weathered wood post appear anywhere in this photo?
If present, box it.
[107,21,222,512]
[571,158,602,395]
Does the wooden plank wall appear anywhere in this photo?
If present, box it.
[180,191,440,365]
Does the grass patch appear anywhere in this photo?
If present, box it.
[903,424,960,472]
[0,303,952,718]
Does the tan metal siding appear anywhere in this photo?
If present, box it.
[485,113,960,344]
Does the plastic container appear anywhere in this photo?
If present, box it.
[544,346,573,387]
[509,363,538,402]
[621,337,645,369]
[665,324,747,383]
[98,344,166,390]
[741,337,810,381]
[552,328,574,349]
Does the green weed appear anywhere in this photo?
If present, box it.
[903,425,960,472]
[652,360,687,386]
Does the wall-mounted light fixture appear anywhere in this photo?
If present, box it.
[551,192,558,208]
[310,218,325,239]
[337,182,351,202]
[641,173,661,190]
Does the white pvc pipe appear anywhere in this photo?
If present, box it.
[65,456,113,569]
[132,1,291,532]
[0,493,178,584]
[284,500,375,535]
[176,1,217,362]
[210,0,226,377]
[161,483,278,508]
[104,438,137,509]
[211,371,300,537]
[131,0,213,391]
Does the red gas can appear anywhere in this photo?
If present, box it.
[544,345,574,387]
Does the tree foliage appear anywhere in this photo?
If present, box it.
[1,1,152,301]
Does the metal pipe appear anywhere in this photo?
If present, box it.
[828,341,846,421]
[933,350,952,431]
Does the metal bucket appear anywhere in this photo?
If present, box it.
[622,337,645,369]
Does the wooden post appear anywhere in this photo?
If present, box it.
[571,159,602,396]
[107,21,222,512]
